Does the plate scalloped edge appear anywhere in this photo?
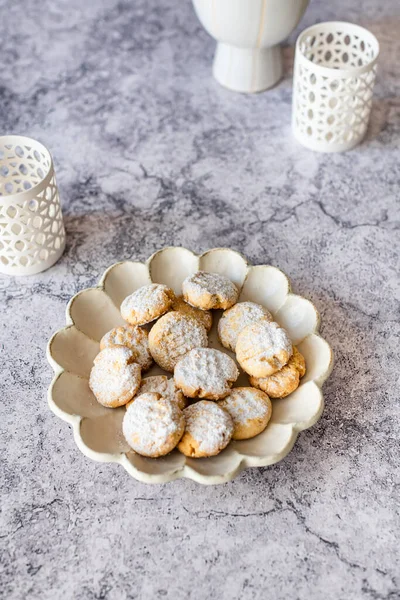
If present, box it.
[47,246,334,485]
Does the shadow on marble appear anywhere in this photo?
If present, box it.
[366,97,400,144]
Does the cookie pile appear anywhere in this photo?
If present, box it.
[88,271,306,459]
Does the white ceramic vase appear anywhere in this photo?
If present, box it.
[192,0,310,93]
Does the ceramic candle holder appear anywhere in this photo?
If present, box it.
[0,136,65,276]
[292,22,379,152]
[192,0,310,93]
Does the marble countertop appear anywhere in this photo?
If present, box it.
[1,0,399,598]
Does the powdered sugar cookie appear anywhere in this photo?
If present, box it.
[174,348,239,400]
[148,311,208,372]
[171,295,212,332]
[182,271,239,310]
[122,392,185,458]
[218,301,273,352]
[89,346,141,408]
[177,400,233,458]
[219,387,272,440]
[126,375,186,410]
[121,284,175,326]
[236,318,293,378]
[291,346,306,378]
[249,347,306,398]
[100,325,152,371]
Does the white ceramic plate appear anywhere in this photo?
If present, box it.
[47,247,333,485]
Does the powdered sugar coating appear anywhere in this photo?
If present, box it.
[219,387,272,440]
[171,295,213,331]
[182,271,239,310]
[100,325,152,371]
[218,301,273,352]
[121,284,175,325]
[249,346,306,398]
[89,346,141,408]
[149,311,208,372]
[174,348,239,400]
[177,400,233,457]
[123,392,185,457]
[126,375,186,410]
[236,318,293,378]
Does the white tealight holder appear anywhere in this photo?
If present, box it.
[0,136,66,276]
[192,0,310,93]
[292,22,380,152]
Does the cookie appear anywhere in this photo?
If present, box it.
[174,348,239,400]
[171,295,213,332]
[100,324,152,371]
[182,271,239,310]
[236,318,293,378]
[89,346,141,408]
[177,400,233,458]
[126,375,186,410]
[121,284,175,326]
[122,392,185,458]
[218,301,273,352]
[249,347,306,398]
[148,311,208,372]
[218,387,272,440]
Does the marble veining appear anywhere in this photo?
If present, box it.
[0,0,399,598]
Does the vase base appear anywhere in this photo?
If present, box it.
[212,43,283,93]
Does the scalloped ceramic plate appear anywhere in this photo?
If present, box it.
[47,247,333,485]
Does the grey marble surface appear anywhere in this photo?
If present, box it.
[1,0,399,598]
